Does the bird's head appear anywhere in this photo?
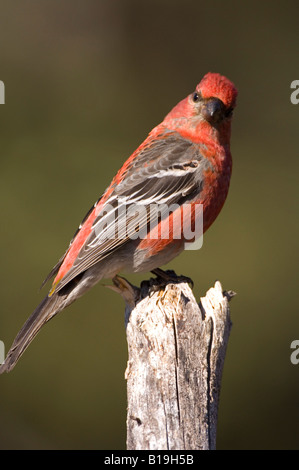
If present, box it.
[163,73,238,143]
[193,72,238,126]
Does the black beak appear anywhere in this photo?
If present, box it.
[202,98,223,122]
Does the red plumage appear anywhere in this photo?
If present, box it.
[0,72,237,373]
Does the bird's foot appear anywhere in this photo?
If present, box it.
[150,268,194,289]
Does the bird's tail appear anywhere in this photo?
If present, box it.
[0,292,65,374]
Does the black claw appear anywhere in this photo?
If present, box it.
[150,268,194,289]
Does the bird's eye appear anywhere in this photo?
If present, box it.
[192,92,200,103]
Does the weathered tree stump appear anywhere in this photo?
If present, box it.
[112,276,233,450]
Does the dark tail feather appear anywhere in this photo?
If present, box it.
[0,293,63,374]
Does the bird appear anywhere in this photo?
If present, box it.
[0,72,237,373]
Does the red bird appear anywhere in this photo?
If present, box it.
[0,72,237,373]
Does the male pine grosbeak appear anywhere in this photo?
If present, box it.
[0,72,237,373]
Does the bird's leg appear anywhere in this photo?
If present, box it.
[107,275,140,308]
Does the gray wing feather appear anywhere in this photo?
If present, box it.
[53,133,208,293]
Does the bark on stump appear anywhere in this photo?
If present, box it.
[113,276,233,450]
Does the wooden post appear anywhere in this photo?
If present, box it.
[112,276,233,450]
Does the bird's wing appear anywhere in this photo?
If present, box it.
[49,131,209,294]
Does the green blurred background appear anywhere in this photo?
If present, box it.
[0,0,298,449]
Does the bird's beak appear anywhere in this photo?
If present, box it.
[202,98,222,122]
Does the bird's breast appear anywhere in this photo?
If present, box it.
[199,151,232,233]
